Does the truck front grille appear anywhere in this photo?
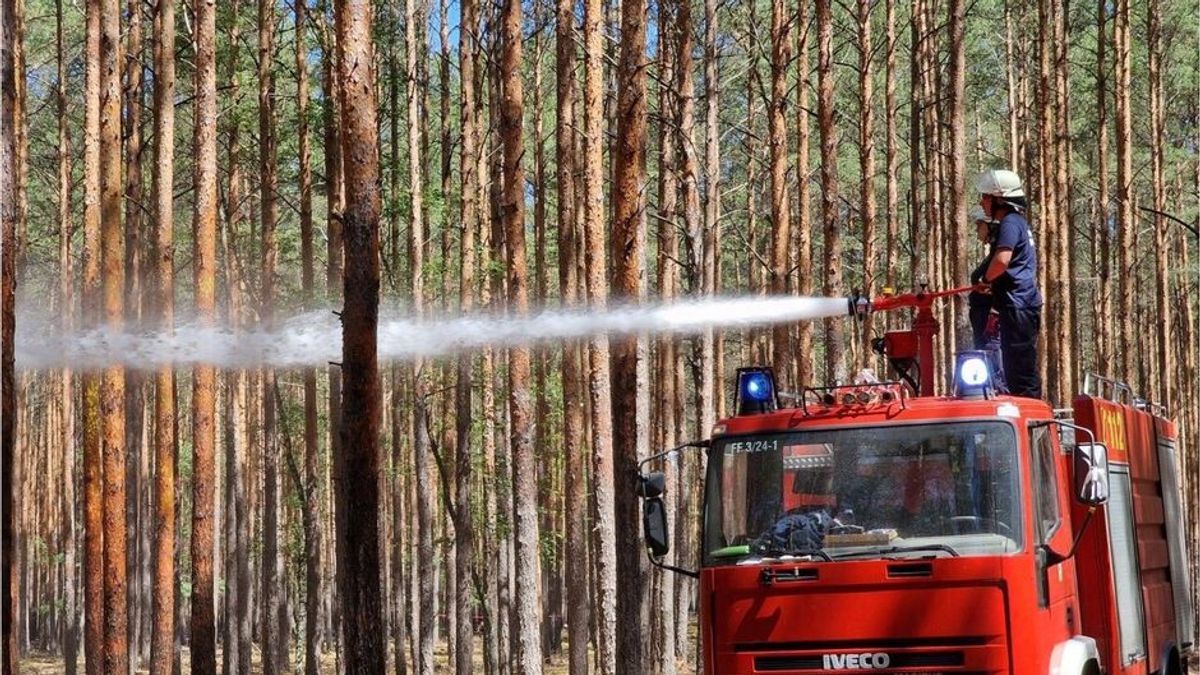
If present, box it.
[755,651,965,671]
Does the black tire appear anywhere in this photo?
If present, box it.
[1165,649,1183,675]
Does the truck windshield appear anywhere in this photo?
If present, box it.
[703,421,1022,565]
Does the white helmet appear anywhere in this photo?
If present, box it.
[976,169,1025,199]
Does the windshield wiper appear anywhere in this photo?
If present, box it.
[752,545,833,562]
[831,543,961,559]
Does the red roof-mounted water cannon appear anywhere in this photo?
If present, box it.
[845,283,976,397]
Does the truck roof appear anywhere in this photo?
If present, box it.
[716,391,1055,437]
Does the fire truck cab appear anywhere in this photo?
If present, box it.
[636,292,1195,675]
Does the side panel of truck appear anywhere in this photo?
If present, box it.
[1073,395,1185,675]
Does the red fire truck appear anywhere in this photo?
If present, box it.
[637,287,1195,674]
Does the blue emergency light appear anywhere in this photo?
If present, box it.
[954,351,994,399]
[736,367,778,415]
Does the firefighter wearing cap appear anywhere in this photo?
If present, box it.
[967,207,1006,392]
[976,169,1042,399]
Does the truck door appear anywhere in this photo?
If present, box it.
[1029,426,1077,645]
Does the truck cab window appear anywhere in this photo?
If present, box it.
[704,422,1023,564]
[1030,426,1061,543]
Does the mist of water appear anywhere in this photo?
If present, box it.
[15,295,852,372]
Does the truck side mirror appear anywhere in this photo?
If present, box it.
[637,471,666,499]
[1074,442,1110,506]
[642,497,670,557]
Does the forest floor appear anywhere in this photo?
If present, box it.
[18,643,702,674]
[19,647,1197,673]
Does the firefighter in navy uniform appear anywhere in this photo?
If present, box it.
[975,169,1042,398]
[967,207,1006,392]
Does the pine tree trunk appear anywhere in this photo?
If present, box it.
[499,0,543,667]
[1114,0,1134,386]
[795,0,813,381]
[455,0,480,670]
[81,0,105,669]
[1146,0,1170,407]
[55,0,80,667]
[1052,0,1075,398]
[121,7,148,663]
[404,0,435,669]
[554,0,589,669]
[816,0,843,382]
[1037,0,1058,400]
[321,12,345,666]
[700,0,718,425]
[946,0,968,350]
[653,3,677,670]
[150,0,176,669]
[1094,0,1111,373]
[436,0,460,659]
[612,0,649,665]
[189,0,218,670]
[98,0,129,667]
[220,5,253,671]
[582,0,617,667]
[882,0,899,302]
[907,0,922,284]
[335,0,386,669]
[256,0,287,667]
[1,0,18,668]
[856,0,877,360]
[530,15,558,657]
[768,0,792,381]
[294,2,322,672]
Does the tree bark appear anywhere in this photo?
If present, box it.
[455,0,480,670]
[150,0,177,669]
[189,0,218,671]
[1114,0,1134,385]
[1147,0,1170,407]
[321,10,345,666]
[55,0,80,667]
[219,4,252,671]
[700,0,718,419]
[612,0,649,665]
[404,0,435,669]
[335,0,386,670]
[98,0,129,667]
[946,0,968,350]
[121,7,149,660]
[1094,0,1111,373]
[582,0,617,667]
[883,0,898,301]
[654,2,678,670]
[1053,0,1075,398]
[81,0,105,669]
[499,0,543,667]
[816,0,843,382]
[856,0,878,363]
[768,0,792,381]
[907,0,922,284]
[257,0,287,666]
[554,0,589,669]
[795,0,813,382]
[295,1,322,672]
[1,0,18,668]
[123,0,144,323]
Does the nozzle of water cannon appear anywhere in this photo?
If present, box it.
[847,293,872,319]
